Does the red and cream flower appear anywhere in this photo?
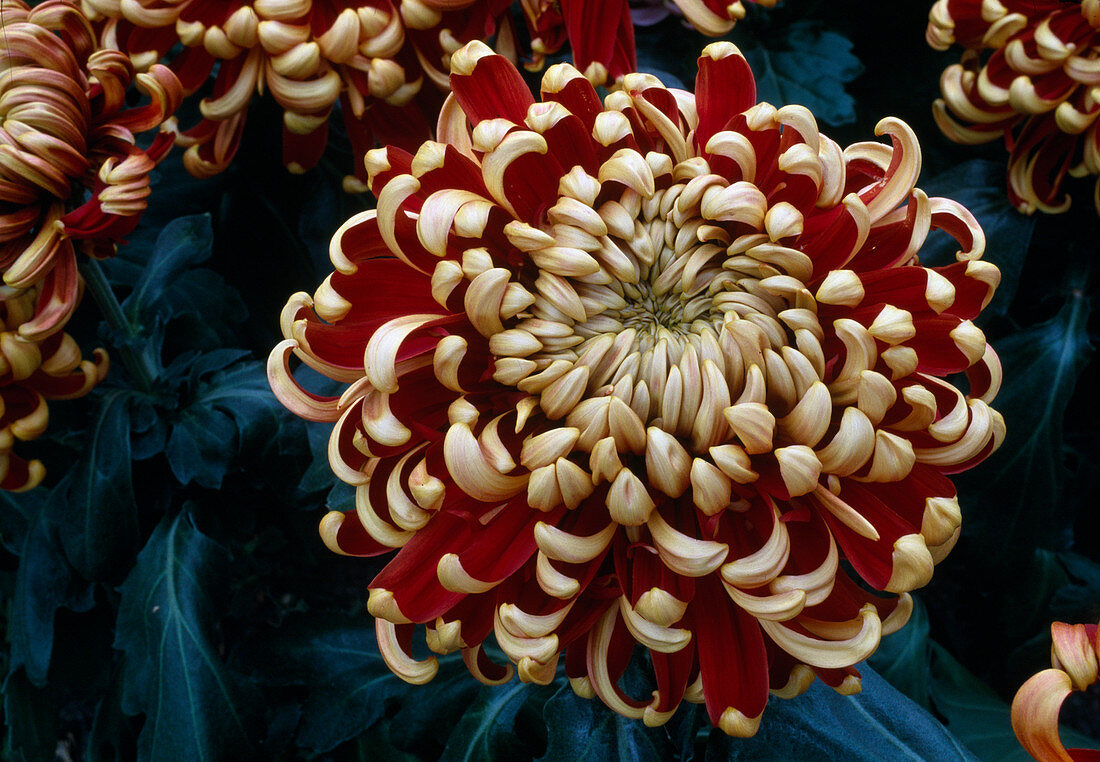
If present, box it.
[927,0,1100,214]
[669,0,779,36]
[83,0,637,189]
[0,0,180,341]
[270,41,1004,735]
[1012,619,1100,761]
[0,287,108,492]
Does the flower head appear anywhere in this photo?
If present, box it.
[667,0,778,36]
[0,287,108,492]
[84,0,637,188]
[928,0,1100,214]
[0,0,181,340]
[1012,618,1100,761]
[271,41,1004,735]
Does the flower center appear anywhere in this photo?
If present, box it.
[613,280,713,336]
[488,166,826,458]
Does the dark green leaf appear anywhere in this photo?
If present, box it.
[1052,551,1100,621]
[2,669,60,762]
[166,358,290,488]
[295,367,346,495]
[355,722,420,762]
[705,666,975,761]
[232,612,414,754]
[0,488,41,555]
[957,283,1092,563]
[386,662,482,757]
[740,22,863,126]
[869,596,932,708]
[928,643,1100,761]
[59,389,139,581]
[123,214,213,323]
[119,213,245,349]
[115,509,261,761]
[7,486,94,686]
[88,669,140,762]
[540,683,673,762]
[441,681,554,762]
[920,160,1036,317]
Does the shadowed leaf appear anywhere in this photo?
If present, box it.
[958,282,1092,563]
[705,666,976,761]
[540,684,673,762]
[741,22,863,126]
[928,643,1100,760]
[59,389,139,581]
[6,485,94,686]
[441,681,554,762]
[116,509,261,761]
[166,356,290,488]
[2,669,61,762]
[233,612,418,755]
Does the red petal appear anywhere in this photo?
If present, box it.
[692,575,769,728]
[559,0,636,83]
[696,46,756,151]
[451,51,534,127]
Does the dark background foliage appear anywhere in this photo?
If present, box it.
[2,1,1098,759]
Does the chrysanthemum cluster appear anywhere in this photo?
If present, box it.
[928,0,1100,214]
[271,41,1003,735]
[0,0,179,489]
[1012,618,1100,761]
[2,0,180,339]
[0,289,107,492]
[82,0,638,190]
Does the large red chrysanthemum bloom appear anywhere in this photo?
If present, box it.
[270,41,1004,735]
[927,0,1100,214]
[83,0,637,190]
[0,287,108,492]
[1012,619,1100,761]
[0,0,181,341]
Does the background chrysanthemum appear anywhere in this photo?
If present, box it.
[270,39,1004,735]
[1012,618,1100,761]
[0,0,178,491]
[82,0,639,190]
[662,0,779,36]
[0,287,108,492]
[927,0,1100,214]
[0,0,181,341]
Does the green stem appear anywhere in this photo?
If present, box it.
[79,257,155,393]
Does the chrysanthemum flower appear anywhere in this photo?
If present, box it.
[1012,619,1100,761]
[927,0,1100,214]
[270,41,1004,735]
[0,0,181,341]
[83,0,637,189]
[0,287,108,492]
[667,0,779,36]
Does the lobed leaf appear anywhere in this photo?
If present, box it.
[957,281,1092,563]
[58,389,140,581]
[115,509,261,761]
[2,670,61,762]
[5,486,94,687]
[741,22,863,126]
[705,666,976,761]
[540,684,673,762]
[166,357,290,488]
[233,612,414,755]
[441,681,554,762]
